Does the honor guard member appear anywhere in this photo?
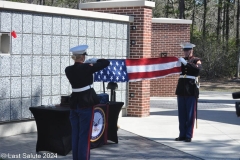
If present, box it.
[175,42,202,142]
[65,45,110,160]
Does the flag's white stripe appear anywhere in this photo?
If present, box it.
[126,61,181,73]
[128,72,181,82]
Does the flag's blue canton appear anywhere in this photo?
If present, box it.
[94,59,129,82]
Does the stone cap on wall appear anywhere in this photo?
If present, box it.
[152,18,192,24]
[0,1,134,22]
[79,0,155,9]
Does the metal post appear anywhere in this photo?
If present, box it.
[103,82,105,93]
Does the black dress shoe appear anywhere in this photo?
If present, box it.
[175,137,185,141]
[184,138,191,142]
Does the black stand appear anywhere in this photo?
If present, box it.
[107,82,118,102]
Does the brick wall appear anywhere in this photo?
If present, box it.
[151,23,191,97]
[84,7,152,117]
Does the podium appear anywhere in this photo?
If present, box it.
[29,102,124,156]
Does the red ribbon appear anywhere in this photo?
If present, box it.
[11,31,17,38]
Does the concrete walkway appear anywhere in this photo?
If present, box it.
[118,91,240,160]
[0,91,239,160]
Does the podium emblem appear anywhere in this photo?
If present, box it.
[91,107,105,142]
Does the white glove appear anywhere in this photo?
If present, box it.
[84,58,98,64]
[179,57,187,66]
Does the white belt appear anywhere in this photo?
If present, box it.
[179,75,196,79]
[72,84,93,92]
[179,75,200,88]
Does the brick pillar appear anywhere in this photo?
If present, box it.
[80,1,154,117]
[151,19,192,97]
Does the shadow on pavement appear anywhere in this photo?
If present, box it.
[199,99,236,104]
[150,110,240,125]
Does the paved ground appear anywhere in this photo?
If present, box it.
[0,129,201,160]
[0,91,240,160]
[119,91,240,160]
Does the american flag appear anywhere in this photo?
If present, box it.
[94,57,181,82]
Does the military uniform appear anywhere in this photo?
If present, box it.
[65,45,109,160]
[175,43,202,142]
[65,60,110,109]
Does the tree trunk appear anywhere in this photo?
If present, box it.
[78,0,81,9]
[237,0,240,47]
[226,0,230,46]
[166,0,170,18]
[178,0,185,19]
[222,1,226,42]
[237,0,240,77]
[202,0,207,38]
[217,0,222,40]
[191,0,196,40]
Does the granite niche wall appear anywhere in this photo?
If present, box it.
[0,9,129,123]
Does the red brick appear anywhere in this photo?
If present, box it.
[82,7,190,116]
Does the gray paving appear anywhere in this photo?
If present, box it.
[119,91,240,160]
[0,129,201,160]
[0,91,240,160]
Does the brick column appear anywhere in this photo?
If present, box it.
[151,19,192,97]
[80,1,154,117]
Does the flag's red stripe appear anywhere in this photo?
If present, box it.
[128,67,181,80]
[125,57,179,66]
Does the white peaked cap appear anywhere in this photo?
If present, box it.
[70,45,88,55]
[180,42,196,49]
